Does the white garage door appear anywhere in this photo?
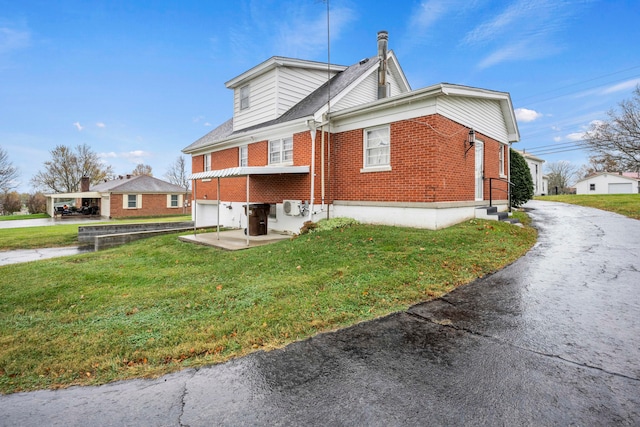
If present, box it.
[608,183,632,194]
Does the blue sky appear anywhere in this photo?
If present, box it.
[1,0,639,193]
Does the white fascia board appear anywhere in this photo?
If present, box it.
[45,191,103,199]
[387,51,411,92]
[188,119,311,157]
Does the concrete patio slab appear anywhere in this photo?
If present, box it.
[178,228,292,250]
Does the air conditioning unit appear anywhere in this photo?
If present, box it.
[283,200,302,216]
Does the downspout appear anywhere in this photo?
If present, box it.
[246,175,250,246]
[321,125,325,211]
[217,177,220,240]
[308,120,317,219]
[193,178,197,236]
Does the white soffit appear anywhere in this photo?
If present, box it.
[189,166,310,180]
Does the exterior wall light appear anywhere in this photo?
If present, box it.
[465,128,475,156]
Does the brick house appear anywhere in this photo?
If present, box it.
[183,31,520,234]
[46,175,190,219]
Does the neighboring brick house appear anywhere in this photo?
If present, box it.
[183,31,520,234]
[45,175,190,219]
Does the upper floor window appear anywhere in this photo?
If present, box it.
[269,137,293,165]
[239,145,248,167]
[204,153,211,172]
[240,85,250,110]
[363,125,390,171]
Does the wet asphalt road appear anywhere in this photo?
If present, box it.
[1,200,639,426]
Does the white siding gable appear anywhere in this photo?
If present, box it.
[233,64,338,132]
[437,96,508,143]
[333,66,410,112]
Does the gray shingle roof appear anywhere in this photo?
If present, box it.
[182,55,379,153]
[91,175,186,193]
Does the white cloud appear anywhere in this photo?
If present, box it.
[515,108,543,122]
[73,122,84,131]
[553,136,562,142]
[204,122,212,127]
[601,78,640,95]
[96,122,106,128]
[566,132,585,141]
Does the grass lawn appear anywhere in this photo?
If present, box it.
[536,194,640,220]
[0,215,192,250]
[0,214,49,221]
[0,215,536,394]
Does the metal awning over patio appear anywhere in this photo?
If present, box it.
[188,165,309,180]
[188,165,310,246]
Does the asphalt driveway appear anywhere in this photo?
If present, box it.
[1,200,639,426]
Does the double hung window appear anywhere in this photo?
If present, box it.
[239,145,248,167]
[363,126,390,171]
[269,137,293,165]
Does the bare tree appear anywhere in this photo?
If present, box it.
[30,144,114,193]
[545,161,579,194]
[0,146,20,192]
[132,163,153,176]
[584,85,640,173]
[1,191,22,215]
[26,192,47,214]
[164,156,190,191]
[578,153,623,179]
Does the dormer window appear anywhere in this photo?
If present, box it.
[240,85,250,110]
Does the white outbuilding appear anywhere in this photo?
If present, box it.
[575,172,639,195]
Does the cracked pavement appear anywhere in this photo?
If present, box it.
[1,200,639,426]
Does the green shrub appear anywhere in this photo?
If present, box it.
[510,149,534,207]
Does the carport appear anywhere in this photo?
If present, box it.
[188,166,309,246]
[45,191,103,218]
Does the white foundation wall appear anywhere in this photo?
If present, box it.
[331,203,481,230]
[193,200,500,233]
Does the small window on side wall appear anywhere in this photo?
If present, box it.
[240,85,250,110]
[204,153,211,172]
[590,183,596,191]
[239,145,248,167]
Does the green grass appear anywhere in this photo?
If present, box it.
[0,219,536,394]
[536,194,640,219]
[0,215,192,250]
[0,214,49,221]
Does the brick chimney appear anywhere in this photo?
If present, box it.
[377,30,388,99]
[81,176,90,192]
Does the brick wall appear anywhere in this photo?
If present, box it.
[190,114,508,205]
[109,193,185,218]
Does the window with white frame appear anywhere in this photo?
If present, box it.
[499,145,505,176]
[239,145,248,167]
[269,137,293,165]
[168,194,181,208]
[204,153,211,172]
[240,85,250,110]
[590,183,596,191]
[124,194,141,209]
[363,126,390,169]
